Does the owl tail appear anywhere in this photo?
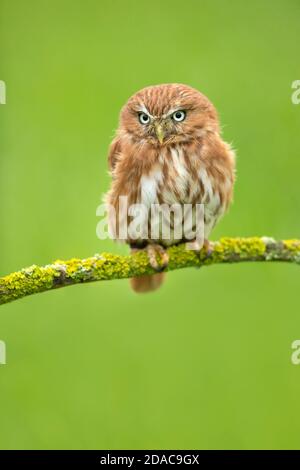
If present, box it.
[130,272,165,293]
[129,245,168,293]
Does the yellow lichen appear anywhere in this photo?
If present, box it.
[283,239,300,253]
[1,237,299,305]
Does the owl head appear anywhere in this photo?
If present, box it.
[119,83,219,147]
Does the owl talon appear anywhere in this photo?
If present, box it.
[186,238,213,260]
[203,239,213,257]
[146,244,169,272]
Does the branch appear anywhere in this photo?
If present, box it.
[1,237,300,306]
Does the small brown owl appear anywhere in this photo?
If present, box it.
[106,84,235,292]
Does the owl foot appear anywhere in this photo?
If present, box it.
[186,238,213,259]
[203,239,213,257]
[146,244,169,272]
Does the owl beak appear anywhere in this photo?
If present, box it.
[154,122,165,144]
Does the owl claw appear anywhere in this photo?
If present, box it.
[186,238,213,260]
[203,239,213,257]
[146,244,169,272]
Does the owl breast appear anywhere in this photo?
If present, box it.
[138,144,229,245]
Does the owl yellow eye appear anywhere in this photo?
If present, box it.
[172,110,186,122]
[139,113,150,125]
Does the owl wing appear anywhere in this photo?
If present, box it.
[108,137,122,173]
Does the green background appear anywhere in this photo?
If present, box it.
[1,0,300,450]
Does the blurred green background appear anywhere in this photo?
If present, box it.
[0,0,300,450]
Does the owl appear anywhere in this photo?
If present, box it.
[105,84,235,292]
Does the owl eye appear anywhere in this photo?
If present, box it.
[172,110,186,122]
[139,113,150,125]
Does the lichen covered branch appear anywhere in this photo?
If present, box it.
[1,237,300,306]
